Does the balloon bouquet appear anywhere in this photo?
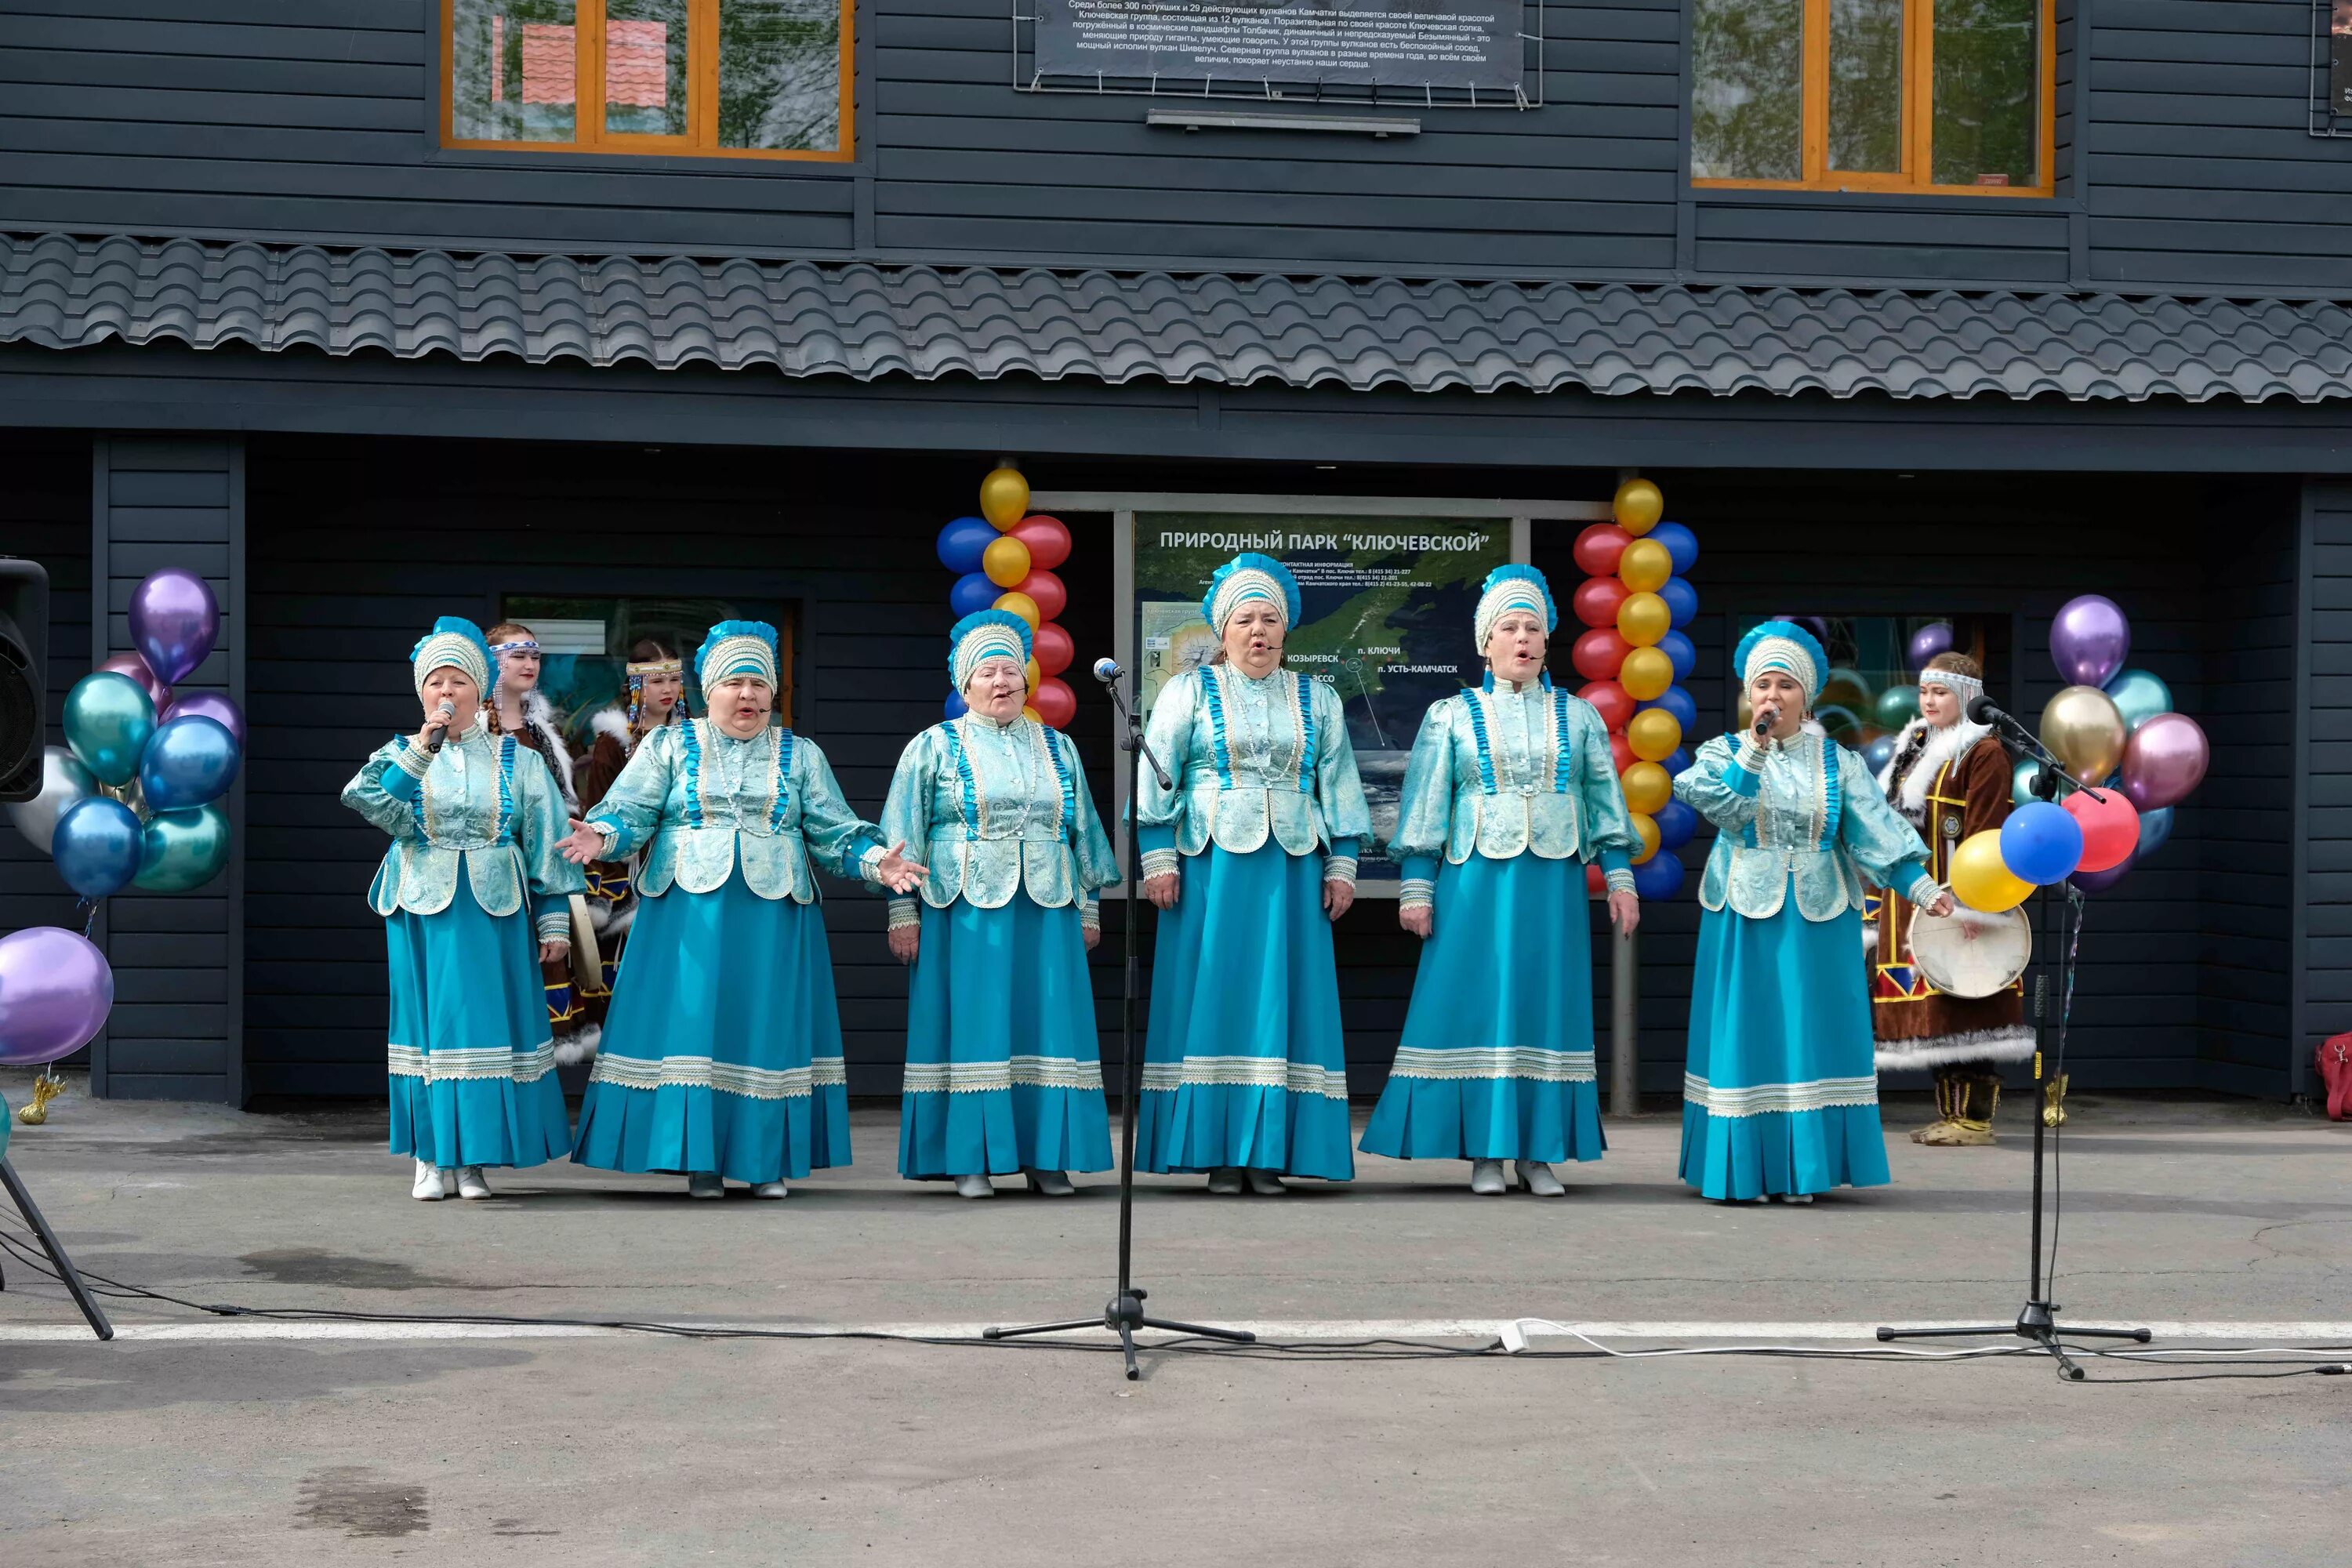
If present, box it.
[1,568,241,1127]
[1570,478,1701,901]
[1947,593,2209,913]
[935,466,1078,728]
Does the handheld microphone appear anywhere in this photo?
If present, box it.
[424,699,456,753]
[1091,657,1123,684]
[1751,707,1777,740]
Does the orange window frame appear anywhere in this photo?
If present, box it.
[441,0,855,162]
[1693,0,2055,198]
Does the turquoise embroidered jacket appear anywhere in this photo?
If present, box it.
[1674,730,1939,922]
[585,719,883,905]
[880,715,1119,926]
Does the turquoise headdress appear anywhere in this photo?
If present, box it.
[409,615,495,700]
[695,619,780,695]
[948,608,1033,694]
[1734,619,1828,706]
[1203,552,1301,635]
[1474,564,1557,649]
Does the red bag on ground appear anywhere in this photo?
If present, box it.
[2321,1034,2352,1121]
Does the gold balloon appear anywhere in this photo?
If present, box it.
[1621,760,1671,815]
[16,1069,64,1126]
[1613,478,1663,536]
[981,466,1029,531]
[1630,811,1661,865]
[1627,706,1682,763]
[1617,590,1670,648]
[2039,684,2128,785]
[993,591,1041,629]
[1617,538,1671,593]
[982,534,1032,588]
[1950,829,2032,913]
[1736,692,1752,730]
[1022,704,1043,724]
[1025,657,1041,695]
[1620,645,1672,702]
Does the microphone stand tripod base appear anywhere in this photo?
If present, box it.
[1875,1301,2149,1381]
[985,1289,1256,1381]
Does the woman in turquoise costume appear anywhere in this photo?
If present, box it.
[1134,553,1372,1195]
[1359,565,1642,1196]
[341,616,586,1202]
[559,621,925,1199]
[882,609,1120,1199]
[1672,620,1955,1203]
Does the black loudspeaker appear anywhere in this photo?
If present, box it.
[0,557,49,803]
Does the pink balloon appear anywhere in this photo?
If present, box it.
[165,690,247,750]
[99,652,172,713]
[0,927,114,1067]
[2121,712,2208,811]
[129,568,220,685]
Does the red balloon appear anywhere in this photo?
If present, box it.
[1033,621,1074,677]
[2062,785,2140,873]
[1016,569,1067,622]
[1571,576,1630,630]
[1578,679,1634,731]
[1009,514,1072,571]
[1584,864,1606,898]
[1572,627,1632,683]
[1573,524,1632,579]
[1031,675,1077,729]
[1608,731,1635,775]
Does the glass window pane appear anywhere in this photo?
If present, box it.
[1933,0,2038,187]
[606,0,689,137]
[1828,0,1904,172]
[719,0,844,152]
[1690,0,1802,182]
[451,0,578,143]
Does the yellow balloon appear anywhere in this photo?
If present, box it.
[993,591,1040,629]
[1613,478,1663,536]
[1630,811,1661,865]
[1025,657,1041,695]
[983,534,1032,589]
[981,466,1029,531]
[1736,692,1753,731]
[1617,590,1670,648]
[1950,829,2033,913]
[1617,538,1671,593]
[1627,706,1682,763]
[2039,684,2128,785]
[1022,704,1042,724]
[1620,644,1672,702]
[1621,760,1671,815]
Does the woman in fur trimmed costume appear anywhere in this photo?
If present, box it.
[1869,651,2033,1145]
[488,623,591,1064]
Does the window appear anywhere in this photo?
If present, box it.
[445,0,852,161]
[1691,0,2052,195]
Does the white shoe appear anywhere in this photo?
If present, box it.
[1243,1168,1287,1196]
[1025,1169,1075,1196]
[955,1173,995,1200]
[1468,1160,1506,1196]
[1771,1192,1815,1205]
[1515,1160,1566,1197]
[750,1181,789,1200]
[1207,1167,1245,1195]
[687,1172,724,1200]
[455,1166,492,1200]
[411,1160,447,1201]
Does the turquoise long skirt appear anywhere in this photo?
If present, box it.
[1679,900,1892,1200]
[898,897,1112,1179]
[1359,854,1606,1164]
[1134,842,1356,1181]
[570,869,851,1185]
[383,884,570,1170]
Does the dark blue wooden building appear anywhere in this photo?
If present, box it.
[0,0,2343,1104]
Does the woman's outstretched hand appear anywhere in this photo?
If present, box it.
[556,818,605,865]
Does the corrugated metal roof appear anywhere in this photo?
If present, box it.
[5,230,2350,403]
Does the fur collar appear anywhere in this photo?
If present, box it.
[507,689,575,805]
[1877,717,1992,822]
[587,702,682,754]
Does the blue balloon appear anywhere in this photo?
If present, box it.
[1657,630,1697,683]
[140,713,240,812]
[2137,804,2173,859]
[949,572,1000,617]
[1632,851,1686,899]
[1640,685,1698,734]
[52,796,143,899]
[936,517,997,575]
[1654,798,1699,851]
[1657,576,1699,629]
[1661,746,1692,778]
[1649,521,1699,575]
[1863,733,1899,775]
[944,691,968,720]
[2000,799,2085,886]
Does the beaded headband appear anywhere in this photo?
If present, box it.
[490,638,541,655]
[626,658,684,677]
[1921,670,1984,706]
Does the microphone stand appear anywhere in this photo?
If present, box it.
[985,665,1256,1379]
[1,1157,114,1340]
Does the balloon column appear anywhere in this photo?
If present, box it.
[1575,478,1699,901]
[1949,593,2210,911]
[935,466,1077,729]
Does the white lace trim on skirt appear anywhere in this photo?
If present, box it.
[1388,1046,1596,1083]
[387,1042,556,1084]
[1683,1072,1878,1117]
[1139,1056,1348,1100]
[585,1053,847,1099]
[902,1056,1105,1094]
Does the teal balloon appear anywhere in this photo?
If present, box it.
[133,804,232,892]
[1814,704,1862,739]
[2103,667,2172,733]
[2137,804,2174,858]
[1875,684,1920,729]
[51,797,143,898]
[2012,755,2046,806]
[64,671,157,786]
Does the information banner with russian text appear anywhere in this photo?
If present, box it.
[1035,0,1522,93]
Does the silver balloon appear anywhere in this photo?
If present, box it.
[4,746,98,855]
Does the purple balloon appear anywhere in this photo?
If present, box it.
[1770,613,1832,649]
[165,690,247,750]
[2050,594,2131,689]
[2069,848,2136,895]
[129,568,220,686]
[99,652,172,713]
[0,927,114,1067]
[1907,622,1954,672]
[2121,711,2209,811]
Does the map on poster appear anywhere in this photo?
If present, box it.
[1133,512,1515,885]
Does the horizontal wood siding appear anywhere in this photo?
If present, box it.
[0,434,89,964]
[2302,480,2352,1094]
